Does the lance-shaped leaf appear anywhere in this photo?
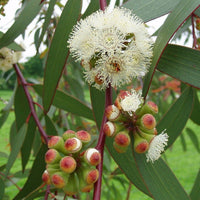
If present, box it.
[36,0,57,50]
[43,0,81,112]
[34,85,94,120]
[5,123,28,177]
[0,0,43,48]
[157,87,194,147]
[142,1,200,97]
[190,170,200,200]
[14,144,47,200]
[157,44,200,89]
[186,128,200,153]
[190,90,200,125]
[123,0,180,22]
[0,178,5,200]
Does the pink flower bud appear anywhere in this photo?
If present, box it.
[64,137,82,153]
[51,172,69,188]
[84,148,101,166]
[114,132,130,147]
[63,130,76,140]
[60,156,77,173]
[42,170,51,185]
[48,136,67,154]
[139,114,156,130]
[86,169,99,184]
[45,149,61,164]
[76,130,91,143]
[105,105,121,121]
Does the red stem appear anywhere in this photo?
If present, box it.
[93,86,112,200]
[100,0,107,10]
[13,64,48,144]
[191,14,197,48]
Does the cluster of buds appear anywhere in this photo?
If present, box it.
[42,130,101,196]
[103,90,168,163]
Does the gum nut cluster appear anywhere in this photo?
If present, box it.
[42,130,101,195]
[67,7,153,90]
[103,89,169,163]
[0,47,21,72]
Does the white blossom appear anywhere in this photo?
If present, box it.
[68,7,153,90]
[146,130,169,163]
[120,89,143,116]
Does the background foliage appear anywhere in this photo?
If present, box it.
[0,0,200,199]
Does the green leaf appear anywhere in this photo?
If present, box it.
[133,152,190,200]
[180,134,187,152]
[43,0,82,112]
[14,144,48,200]
[45,114,58,135]
[142,0,200,97]
[157,87,194,147]
[0,178,5,200]
[190,90,200,125]
[190,170,200,200]
[90,87,105,128]
[5,123,28,176]
[34,85,94,120]
[36,0,57,50]
[21,116,36,172]
[0,0,43,48]
[157,44,200,89]
[0,31,24,51]
[186,128,200,153]
[123,0,180,22]
[14,85,31,130]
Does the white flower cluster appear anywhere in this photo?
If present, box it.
[0,47,20,72]
[146,130,169,163]
[68,7,153,90]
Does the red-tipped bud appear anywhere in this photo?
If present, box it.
[114,90,131,110]
[84,148,101,166]
[64,137,82,153]
[134,132,149,153]
[63,130,76,140]
[45,149,61,164]
[146,101,158,114]
[139,114,156,130]
[51,172,69,188]
[105,105,121,121]
[136,101,158,117]
[86,169,99,184]
[114,132,130,147]
[48,136,67,154]
[81,184,94,193]
[42,170,51,185]
[113,141,128,153]
[103,121,124,137]
[60,156,77,173]
[76,130,91,143]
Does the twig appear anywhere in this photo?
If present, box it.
[13,64,48,144]
[191,13,197,48]
[126,182,132,200]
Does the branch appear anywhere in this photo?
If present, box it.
[93,86,112,200]
[191,14,197,48]
[13,64,48,144]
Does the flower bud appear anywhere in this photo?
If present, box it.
[51,172,69,188]
[133,132,149,153]
[113,141,128,153]
[46,164,60,176]
[137,114,156,130]
[60,156,77,174]
[42,170,51,185]
[136,101,158,117]
[45,149,61,164]
[80,184,94,193]
[75,130,91,144]
[62,130,76,140]
[84,148,101,166]
[64,137,82,153]
[86,169,99,185]
[105,105,122,121]
[48,136,67,154]
[103,121,123,137]
[114,131,130,147]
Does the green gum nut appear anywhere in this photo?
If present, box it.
[75,130,91,144]
[48,136,68,154]
[51,171,69,189]
[133,132,149,154]
[113,141,128,153]
[45,149,61,164]
[62,130,76,141]
[136,101,158,117]
[136,113,156,130]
